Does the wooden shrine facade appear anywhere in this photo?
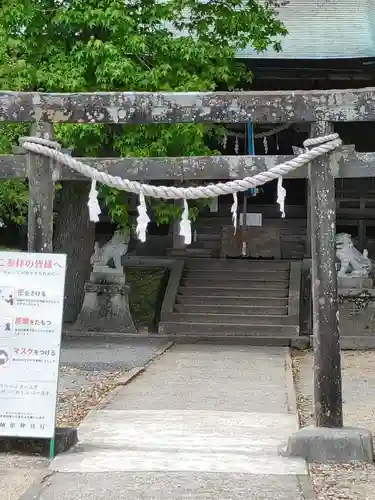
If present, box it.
[187,175,375,261]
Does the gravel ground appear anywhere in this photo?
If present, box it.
[0,339,169,500]
[56,366,125,427]
[56,339,169,426]
[1,339,168,455]
[293,349,375,500]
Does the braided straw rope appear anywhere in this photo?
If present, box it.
[19,134,342,199]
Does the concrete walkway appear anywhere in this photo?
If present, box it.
[45,345,310,499]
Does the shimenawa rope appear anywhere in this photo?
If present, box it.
[19,133,342,243]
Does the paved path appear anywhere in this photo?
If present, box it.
[60,337,168,371]
[44,345,310,499]
[1,339,168,500]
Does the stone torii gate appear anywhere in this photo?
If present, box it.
[1,88,375,458]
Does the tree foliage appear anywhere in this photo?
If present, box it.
[0,0,286,229]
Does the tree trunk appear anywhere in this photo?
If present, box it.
[54,181,95,324]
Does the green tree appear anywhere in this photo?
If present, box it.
[0,0,286,321]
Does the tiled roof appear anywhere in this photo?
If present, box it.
[238,0,375,59]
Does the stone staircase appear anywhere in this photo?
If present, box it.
[159,258,305,346]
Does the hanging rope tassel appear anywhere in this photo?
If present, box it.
[179,199,191,245]
[136,192,150,242]
[231,192,238,233]
[87,179,101,222]
[277,176,286,219]
[263,136,268,154]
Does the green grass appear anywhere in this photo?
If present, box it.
[127,267,169,330]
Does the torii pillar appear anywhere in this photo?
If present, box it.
[282,121,373,463]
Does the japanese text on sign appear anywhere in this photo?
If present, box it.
[0,251,66,439]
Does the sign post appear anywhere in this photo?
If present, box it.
[0,251,66,457]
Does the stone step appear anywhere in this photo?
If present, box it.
[195,233,221,242]
[168,248,213,257]
[168,312,296,325]
[174,304,288,315]
[178,286,289,298]
[157,333,308,347]
[180,277,289,289]
[190,240,219,250]
[184,259,291,271]
[176,295,289,307]
[184,270,290,281]
[159,321,299,336]
[181,278,289,289]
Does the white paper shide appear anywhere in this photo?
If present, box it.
[0,252,66,439]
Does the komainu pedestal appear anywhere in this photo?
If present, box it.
[73,230,136,334]
[74,270,136,333]
[338,279,375,339]
[336,233,375,341]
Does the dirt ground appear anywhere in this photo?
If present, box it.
[293,349,375,500]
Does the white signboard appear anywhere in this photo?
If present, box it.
[209,197,218,213]
[0,252,66,439]
[239,213,263,227]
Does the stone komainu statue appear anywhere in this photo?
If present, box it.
[90,230,130,270]
[335,233,372,278]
